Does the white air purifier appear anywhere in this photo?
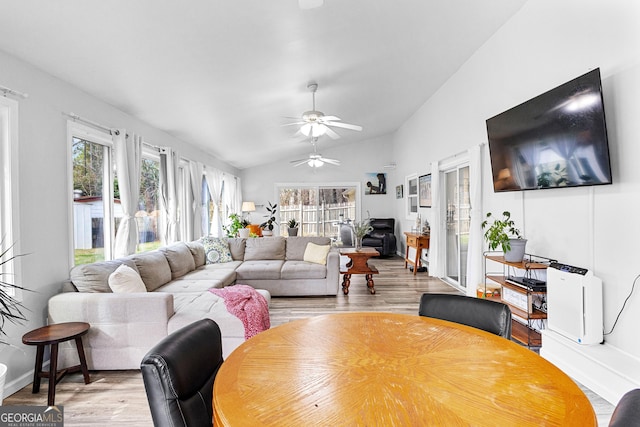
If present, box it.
[546,263,603,345]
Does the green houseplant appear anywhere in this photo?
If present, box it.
[260,202,278,236]
[0,242,29,403]
[223,213,250,238]
[287,218,299,237]
[481,211,527,262]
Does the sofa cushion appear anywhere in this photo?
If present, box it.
[227,238,246,261]
[281,260,328,280]
[154,279,223,293]
[303,242,331,265]
[201,236,233,264]
[185,241,206,267]
[70,259,140,293]
[132,251,173,292]
[235,260,284,280]
[108,264,147,293]
[160,242,196,279]
[285,236,331,260]
[244,237,285,261]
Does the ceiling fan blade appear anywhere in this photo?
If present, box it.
[325,126,341,140]
[322,158,341,165]
[282,121,306,127]
[290,159,310,167]
[325,121,363,132]
[321,115,341,122]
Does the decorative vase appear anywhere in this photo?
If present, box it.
[262,230,273,237]
[355,236,363,251]
[288,228,298,237]
[238,228,250,238]
[504,238,527,263]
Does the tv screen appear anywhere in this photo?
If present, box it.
[486,68,612,192]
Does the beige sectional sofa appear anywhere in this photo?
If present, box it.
[48,236,339,370]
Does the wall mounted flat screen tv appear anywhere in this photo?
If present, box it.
[486,68,612,192]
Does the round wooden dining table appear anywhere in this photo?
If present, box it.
[213,312,596,426]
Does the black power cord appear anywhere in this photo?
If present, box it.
[603,273,639,336]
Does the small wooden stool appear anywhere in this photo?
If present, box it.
[22,322,91,406]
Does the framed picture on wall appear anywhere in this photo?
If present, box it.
[419,174,432,208]
[364,172,387,195]
[396,185,403,199]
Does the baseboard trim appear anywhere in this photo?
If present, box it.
[541,329,640,405]
[4,361,47,400]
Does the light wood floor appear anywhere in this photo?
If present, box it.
[4,256,614,426]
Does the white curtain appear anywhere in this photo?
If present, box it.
[113,130,142,258]
[189,161,204,240]
[224,174,242,215]
[159,148,179,245]
[205,167,225,237]
[429,161,444,277]
[466,144,484,297]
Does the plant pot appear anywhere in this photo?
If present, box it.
[0,363,7,405]
[504,238,527,263]
[287,228,298,237]
[238,228,250,238]
[262,230,273,237]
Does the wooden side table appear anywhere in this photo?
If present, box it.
[339,247,380,294]
[404,232,430,275]
[22,322,91,406]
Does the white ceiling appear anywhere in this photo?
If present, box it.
[0,0,527,169]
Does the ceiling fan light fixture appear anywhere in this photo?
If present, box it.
[300,123,327,137]
[308,158,324,168]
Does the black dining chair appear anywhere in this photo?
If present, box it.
[140,319,224,427]
[609,389,640,427]
[418,293,512,339]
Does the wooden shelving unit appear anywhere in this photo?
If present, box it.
[483,253,553,347]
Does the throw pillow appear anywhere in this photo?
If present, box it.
[201,236,233,264]
[303,242,331,265]
[108,264,147,293]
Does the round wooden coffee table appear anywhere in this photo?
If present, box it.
[22,322,91,406]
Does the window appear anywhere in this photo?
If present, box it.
[405,174,418,219]
[0,97,19,296]
[177,159,191,241]
[135,149,160,252]
[69,123,114,265]
[277,183,360,240]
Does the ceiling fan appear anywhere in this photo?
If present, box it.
[290,139,340,168]
[284,82,362,140]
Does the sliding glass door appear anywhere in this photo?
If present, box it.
[444,165,471,289]
[277,183,359,241]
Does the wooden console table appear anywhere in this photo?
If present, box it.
[339,247,379,294]
[404,232,430,275]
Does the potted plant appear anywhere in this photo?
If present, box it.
[260,202,278,236]
[287,218,299,237]
[0,242,29,403]
[481,211,527,262]
[223,213,250,238]
[351,220,373,251]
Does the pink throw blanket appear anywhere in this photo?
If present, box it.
[210,285,270,340]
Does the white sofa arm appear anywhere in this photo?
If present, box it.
[48,292,174,370]
[326,250,341,294]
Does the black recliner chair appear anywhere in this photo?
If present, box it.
[362,218,397,256]
[419,293,512,339]
[140,319,223,427]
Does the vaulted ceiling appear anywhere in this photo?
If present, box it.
[0,0,527,169]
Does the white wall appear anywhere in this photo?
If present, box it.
[241,134,398,233]
[392,0,640,401]
[0,49,238,392]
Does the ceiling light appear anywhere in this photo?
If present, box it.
[308,158,324,168]
[300,123,327,137]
